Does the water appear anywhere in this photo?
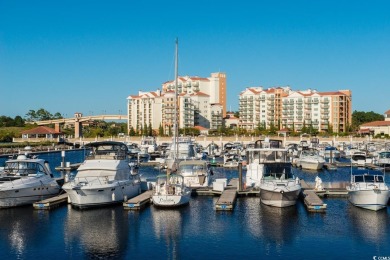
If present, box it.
[0,151,390,259]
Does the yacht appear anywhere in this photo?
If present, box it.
[177,160,212,188]
[376,151,390,167]
[62,141,141,208]
[351,151,372,166]
[0,153,60,208]
[295,149,325,170]
[246,138,301,207]
[152,173,191,207]
[223,153,241,168]
[140,136,158,153]
[347,170,390,211]
[164,136,198,171]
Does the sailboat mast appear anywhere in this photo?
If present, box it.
[174,38,179,161]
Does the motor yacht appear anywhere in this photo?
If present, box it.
[0,153,60,208]
[177,160,212,188]
[62,141,141,208]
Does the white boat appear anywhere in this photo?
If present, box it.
[152,38,191,208]
[295,149,325,170]
[177,160,212,188]
[246,138,301,207]
[140,136,158,153]
[165,136,198,170]
[0,153,60,208]
[62,141,141,208]
[347,171,390,211]
[376,151,390,167]
[351,151,372,166]
[152,173,191,207]
[319,146,341,160]
[223,153,241,168]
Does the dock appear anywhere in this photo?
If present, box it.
[123,190,153,210]
[215,178,238,211]
[300,179,327,212]
[33,193,68,210]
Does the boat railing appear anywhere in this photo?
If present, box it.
[73,176,112,186]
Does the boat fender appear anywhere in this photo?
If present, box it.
[280,190,284,194]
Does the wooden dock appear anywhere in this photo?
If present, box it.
[215,178,238,211]
[33,193,68,210]
[123,190,153,210]
[300,179,327,212]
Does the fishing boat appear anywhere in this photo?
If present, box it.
[246,138,301,207]
[62,141,141,208]
[152,38,191,207]
[0,153,60,208]
[347,169,390,211]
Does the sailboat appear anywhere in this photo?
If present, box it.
[152,38,191,207]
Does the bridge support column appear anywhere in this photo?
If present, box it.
[55,123,60,132]
[75,122,82,138]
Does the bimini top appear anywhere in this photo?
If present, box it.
[84,141,128,160]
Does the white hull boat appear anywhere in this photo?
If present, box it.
[152,174,191,207]
[177,160,212,188]
[347,172,390,211]
[0,154,60,208]
[295,150,325,170]
[62,141,141,208]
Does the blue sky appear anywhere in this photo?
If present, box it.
[1,0,389,118]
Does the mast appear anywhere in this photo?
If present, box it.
[174,38,179,163]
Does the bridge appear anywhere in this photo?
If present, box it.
[36,114,127,138]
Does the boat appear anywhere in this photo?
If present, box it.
[246,138,301,207]
[140,136,158,153]
[62,141,141,208]
[347,169,390,211]
[164,136,198,170]
[376,151,390,167]
[152,38,191,208]
[294,149,325,170]
[350,151,372,167]
[177,160,212,188]
[152,173,191,207]
[223,153,241,168]
[0,153,60,208]
[319,146,341,161]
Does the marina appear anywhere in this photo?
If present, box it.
[0,145,390,259]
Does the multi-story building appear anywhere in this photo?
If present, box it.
[238,87,352,133]
[127,72,225,135]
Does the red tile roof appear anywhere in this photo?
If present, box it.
[361,121,390,127]
[385,109,390,115]
[194,125,208,130]
[22,126,61,135]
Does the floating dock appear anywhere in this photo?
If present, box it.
[300,179,327,212]
[123,190,153,210]
[215,178,238,211]
[33,193,68,210]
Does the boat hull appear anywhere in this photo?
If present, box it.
[0,185,60,208]
[260,187,301,207]
[63,182,141,209]
[348,189,390,211]
[152,192,191,207]
[298,160,324,170]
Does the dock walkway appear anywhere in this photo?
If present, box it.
[33,193,68,210]
[123,190,153,210]
[300,179,327,212]
[215,178,238,211]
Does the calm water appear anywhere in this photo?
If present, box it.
[0,151,389,259]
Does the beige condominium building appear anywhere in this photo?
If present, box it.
[239,87,352,133]
[127,72,226,135]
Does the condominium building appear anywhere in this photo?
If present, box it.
[127,72,226,135]
[238,87,352,133]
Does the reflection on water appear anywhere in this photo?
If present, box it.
[348,205,389,244]
[64,205,128,259]
[150,207,186,259]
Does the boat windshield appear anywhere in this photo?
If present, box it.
[354,175,384,183]
[379,152,390,159]
[5,161,47,176]
[263,164,293,180]
[179,164,205,173]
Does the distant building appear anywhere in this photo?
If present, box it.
[238,86,352,133]
[359,110,390,136]
[20,126,64,141]
[127,72,226,135]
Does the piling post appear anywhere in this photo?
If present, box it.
[238,162,243,192]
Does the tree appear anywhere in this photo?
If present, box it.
[352,110,384,130]
[158,123,164,136]
[148,122,153,136]
[129,127,136,136]
[14,116,25,127]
